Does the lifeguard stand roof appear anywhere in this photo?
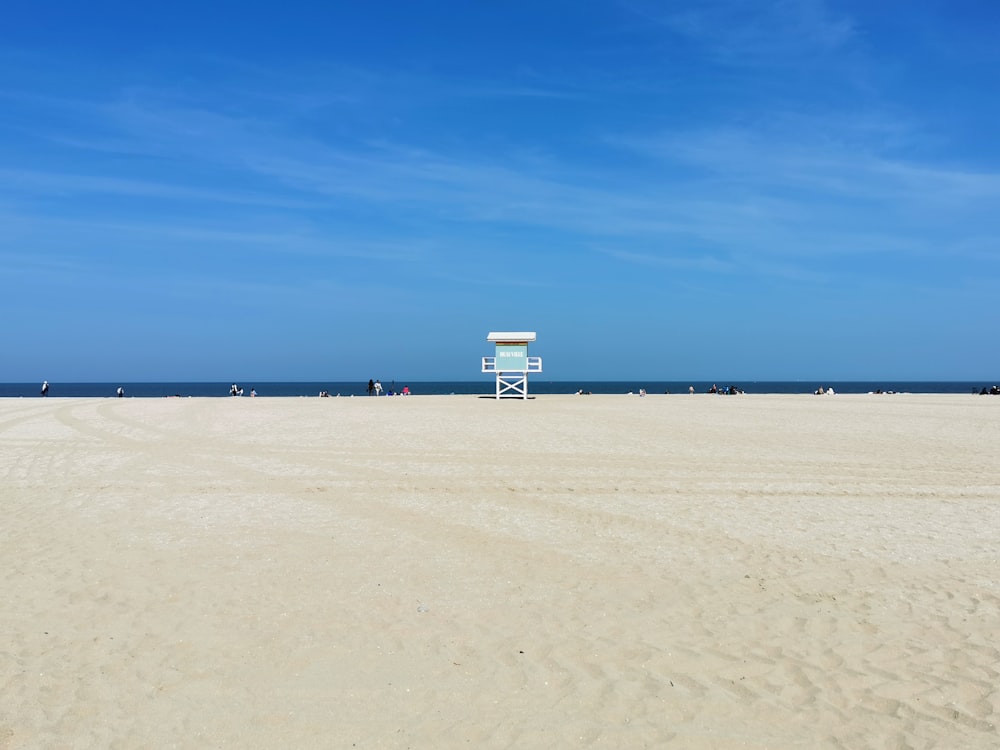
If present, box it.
[487,331,536,343]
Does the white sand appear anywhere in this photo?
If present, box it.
[2,394,999,748]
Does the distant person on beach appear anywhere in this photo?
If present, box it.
[117,386,124,398]
[368,379,375,396]
[689,386,695,394]
[41,380,49,397]
[402,386,410,395]
[250,388,256,398]
[230,384,243,397]
[374,380,383,396]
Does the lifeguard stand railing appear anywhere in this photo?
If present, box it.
[482,331,542,399]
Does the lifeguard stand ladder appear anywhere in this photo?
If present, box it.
[481,331,542,399]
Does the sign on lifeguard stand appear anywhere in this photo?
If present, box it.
[481,332,542,399]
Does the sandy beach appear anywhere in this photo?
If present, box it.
[2,394,998,748]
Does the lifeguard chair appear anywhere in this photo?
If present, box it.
[481,331,542,399]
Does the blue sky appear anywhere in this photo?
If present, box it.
[2,1,998,382]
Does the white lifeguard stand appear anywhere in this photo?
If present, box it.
[481,331,542,399]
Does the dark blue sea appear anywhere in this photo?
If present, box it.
[1,381,994,398]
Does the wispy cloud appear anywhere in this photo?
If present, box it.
[627,0,856,63]
[0,208,430,265]
[598,247,739,274]
[50,93,692,239]
[5,59,998,295]
[454,84,588,101]
[605,114,1000,237]
[0,168,323,210]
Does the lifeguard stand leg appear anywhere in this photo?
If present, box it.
[495,372,528,399]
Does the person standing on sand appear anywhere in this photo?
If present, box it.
[368,379,375,396]
[117,386,124,398]
[41,380,49,397]
[374,380,383,396]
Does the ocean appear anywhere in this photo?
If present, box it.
[2,380,995,398]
